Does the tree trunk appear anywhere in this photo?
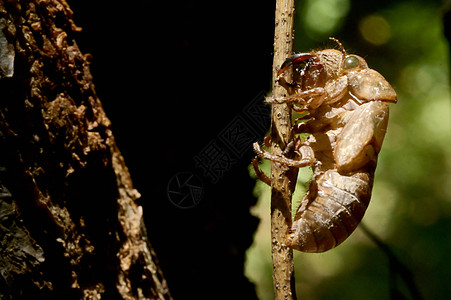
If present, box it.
[0,0,171,299]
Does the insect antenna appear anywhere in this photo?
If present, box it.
[329,37,347,55]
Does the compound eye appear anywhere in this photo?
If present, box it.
[343,55,360,69]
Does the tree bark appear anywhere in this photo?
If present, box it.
[0,0,171,299]
[270,0,297,299]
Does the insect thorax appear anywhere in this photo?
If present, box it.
[315,49,343,78]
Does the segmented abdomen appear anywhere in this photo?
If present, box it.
[287,169,374,252]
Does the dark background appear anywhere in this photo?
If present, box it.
[68,1,275,299]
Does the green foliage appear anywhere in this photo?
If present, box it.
[246,0,451,299]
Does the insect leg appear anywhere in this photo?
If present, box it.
[292,112,312,135]
[277,76,299,91]
[252,157,271,186]
[253,142,314,168]
[263,135,272,147]
[292,105,309,113]
[265,87,324,106]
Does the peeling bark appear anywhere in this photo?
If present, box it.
[0,0,171,299]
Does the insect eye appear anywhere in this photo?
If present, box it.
[344,55,360,69]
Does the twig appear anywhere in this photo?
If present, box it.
[360,223,423,300]
[270,0,298,299]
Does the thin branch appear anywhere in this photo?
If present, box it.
[360,224,423,300]
[270,0,298,299]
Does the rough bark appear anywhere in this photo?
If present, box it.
[0,0,171,299]
[270,0,297,299]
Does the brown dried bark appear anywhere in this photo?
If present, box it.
[270,0,297,299]
[0,0,171,299]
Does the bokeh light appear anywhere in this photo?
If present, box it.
[359,14,391,45]
[302,0,350,38]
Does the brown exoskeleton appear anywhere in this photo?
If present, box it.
[253,38,397,253]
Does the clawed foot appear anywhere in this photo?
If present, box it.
[253,142,314,169]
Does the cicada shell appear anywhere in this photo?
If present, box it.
[253,38,397,252]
